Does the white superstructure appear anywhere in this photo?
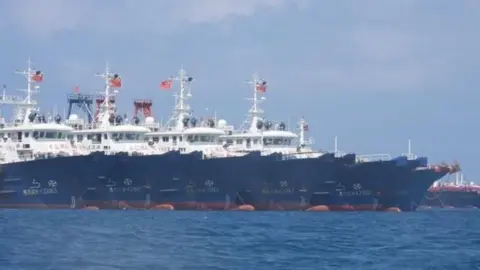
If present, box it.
[66,64,158,156]
[144,68,244,158]
[0,59,81,163]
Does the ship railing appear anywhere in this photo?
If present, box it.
[142,122,162,131]
[0,122,36,128]
[65,119,87,129]
[221,126,290,135]
[218,125,235,133]
[356,154,392,162]
[0,94,37,105]
[400,152,418,160]
[18,152,34,160]
[279,151,325,160]
[66,121,163,131]
[221,129,252,135]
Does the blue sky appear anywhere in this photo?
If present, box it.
[0,0,479,180]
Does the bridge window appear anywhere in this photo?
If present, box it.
[253,139,259,144]
[92,133,102,143]
[153,136,159,142]
[273,138,283,145]
[112,133,122,140]
[162,136,169,142]
[125,133,139,141]
[45,132,56,139]
[24,132,29,138]
[236,139,242,145]
[200,135,212,142]
[77,135,84,141]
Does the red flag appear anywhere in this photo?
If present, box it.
[255,80,267,92]
[109,74,122,88]
[31,70,43,82]
[73,85,80,94]
[160,80,172,90]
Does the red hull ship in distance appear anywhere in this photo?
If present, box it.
[421,172,480,209]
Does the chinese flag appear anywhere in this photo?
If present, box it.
[160,80,172,89]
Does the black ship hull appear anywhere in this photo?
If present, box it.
[308,156,448,212]
[0,152,449,212]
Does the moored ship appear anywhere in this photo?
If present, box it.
[311,143,459,212]
[421,173,480,209]
[0,60,93,208]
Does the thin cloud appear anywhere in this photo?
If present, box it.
[0,0,308,40]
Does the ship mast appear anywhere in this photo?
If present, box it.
[0,58,41,125]
[298,117,306,147]
[241,73,266,132]
[94,63,119,128]
[165,67,193,131]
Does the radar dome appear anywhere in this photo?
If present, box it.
[145,116,155,124]
[68,114,78,121]
[217,119,227,128]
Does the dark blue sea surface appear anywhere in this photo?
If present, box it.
[1,209,479,270]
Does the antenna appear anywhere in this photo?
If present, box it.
[334,136,338,155]
[0,58,43,124]
[241,73,267,132]
[94,63,121,126]
[164,67,194,130]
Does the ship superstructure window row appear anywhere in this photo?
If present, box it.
[112,133,142,141]
[218,137,293,146]
[187,135,216,143]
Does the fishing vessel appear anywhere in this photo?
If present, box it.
[0,60,92,208]
[216,75,459,211]
[421,173,479,208]
[304,137,459,211]
[213,74,347,210]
